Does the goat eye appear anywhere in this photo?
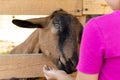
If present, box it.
[54,23,61,29]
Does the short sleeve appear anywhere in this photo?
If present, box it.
[76,19,105,74]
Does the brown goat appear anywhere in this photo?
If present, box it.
[10,9,83,74]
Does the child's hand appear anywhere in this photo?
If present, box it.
[43,65,67,80]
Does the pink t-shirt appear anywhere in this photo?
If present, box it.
[77,10,120,80]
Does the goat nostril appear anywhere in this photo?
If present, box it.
[69,59,77,67]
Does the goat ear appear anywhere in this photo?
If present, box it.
[12,17,48,28]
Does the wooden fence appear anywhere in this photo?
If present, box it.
[0,0,112,79]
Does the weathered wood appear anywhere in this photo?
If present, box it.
[83,0,113,14]
[77,15,86,26]
[0,0,81,15]
[0,54,57,79]
[0,0,112,15]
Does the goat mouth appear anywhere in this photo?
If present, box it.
[57,58,77,74]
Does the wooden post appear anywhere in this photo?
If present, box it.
[83,0,112,14]
[77,15,86,26]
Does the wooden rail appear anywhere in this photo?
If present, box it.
[0,0,82,15]
[0,0,112,15]
[0,54,57,79]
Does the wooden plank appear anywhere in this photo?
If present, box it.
[0,0,81,15]
[83,0,113,14]
[0,0,113,15]
[0,54,57,79]
[77,15,86,26]
[74,0,83,15]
